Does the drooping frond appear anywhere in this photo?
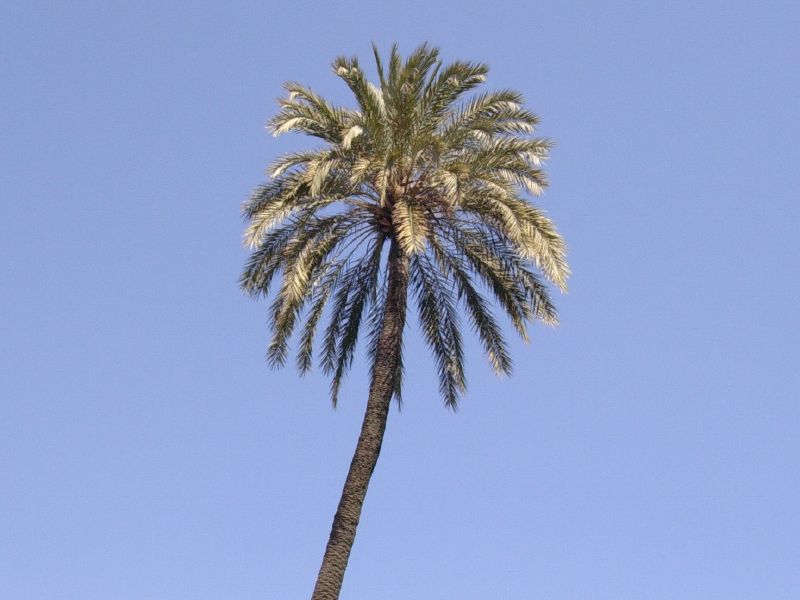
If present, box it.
[328,237,385,406]
[266,215,356,367]
[428,236,514,375]
[459,189,569,291]
[296,260,345,374]
[239,221,299,298]
[318,228,386,379]
[410,253,466,408]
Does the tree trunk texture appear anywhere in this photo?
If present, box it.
[310,240,409,600]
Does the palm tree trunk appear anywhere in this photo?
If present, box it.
[310,240,409,600]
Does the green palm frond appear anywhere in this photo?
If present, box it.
[410,253,466,408]
[269,81,350,141]
[332,56,386,139]
[319,236,381,377]
[296,260,345,375]
[429,236,514,375]
[328,237,385,406]
[266,217,350,367]
[242,43,569,408]
[239,222,298,298]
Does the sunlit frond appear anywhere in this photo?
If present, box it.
[392,198,429,255]
[296,261,345,374]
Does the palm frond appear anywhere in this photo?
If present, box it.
[328,237,385,405]
[296,261,346,374]
[239,224,295,297]
[269,81,349,142]
[266,217,351,366]
[447,227,531,342]
[410,253,466,408]
[392,197,429,255]
[429,237,513,375]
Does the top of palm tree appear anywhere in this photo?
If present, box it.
[241,43,569,409]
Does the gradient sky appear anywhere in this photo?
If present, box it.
[2,1,799,598]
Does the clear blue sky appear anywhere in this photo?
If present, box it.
[2,1,798,598]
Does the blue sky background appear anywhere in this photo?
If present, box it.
[2,1,798,598]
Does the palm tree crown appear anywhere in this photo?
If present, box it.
[241,43,569,409]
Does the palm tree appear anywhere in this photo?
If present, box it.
[240,43,569,600]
